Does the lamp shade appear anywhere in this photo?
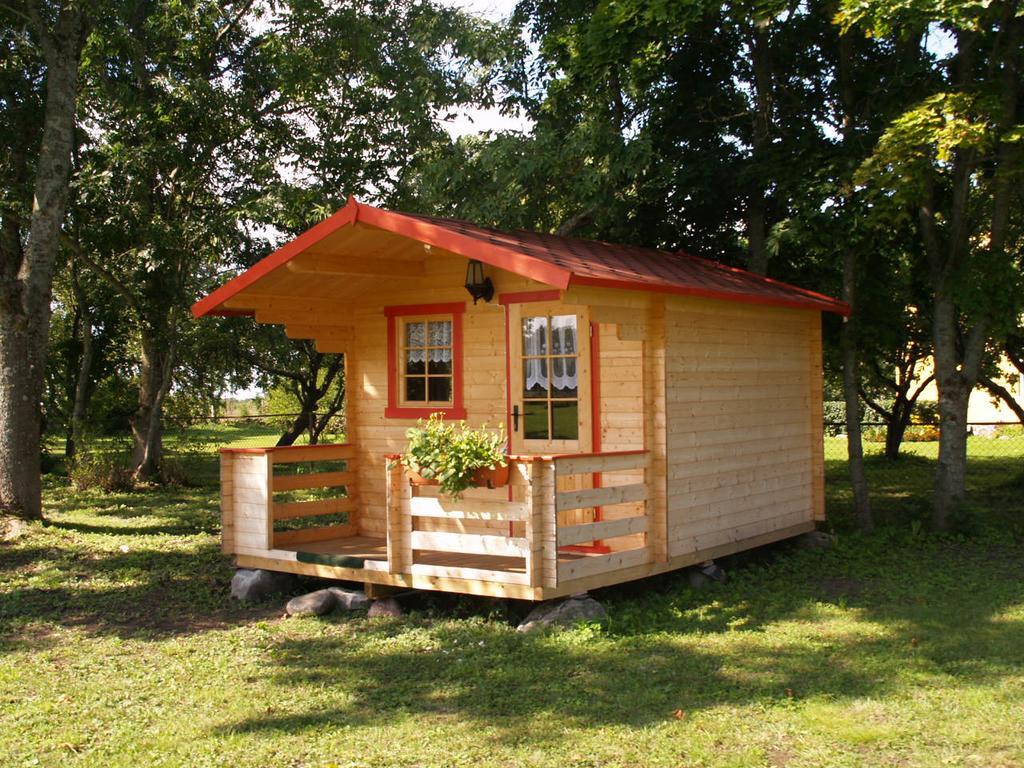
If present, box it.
[464,259,494,304]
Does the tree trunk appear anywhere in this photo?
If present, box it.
[840,250,872,532]
[933,381,970,529]
[930,289,975,530]
[131,333,176,481]
[885,409,912,461]
[66,273,94,460]
[0,310,43,519]
[0,9,88,519]
[277,407,314,447]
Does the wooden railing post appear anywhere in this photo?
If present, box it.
[263,452,275,550]
[219,451,235,554]
[536,458,558,588]
[386,462,411,574]
[525,460,542,588]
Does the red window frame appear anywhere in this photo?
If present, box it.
[384,302,466,420]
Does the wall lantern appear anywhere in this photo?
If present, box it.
[464,259,494,304]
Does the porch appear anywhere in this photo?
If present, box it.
[219,443,658,600]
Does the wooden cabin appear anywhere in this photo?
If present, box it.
[192,198,849,601]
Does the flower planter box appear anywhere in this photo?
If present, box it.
[406,469,439,487]
[471,463,510,489]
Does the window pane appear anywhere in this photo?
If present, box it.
[551,401,579,440]
[404,377,426,402]
[428,320,452,347]
[523,358,548,398]
[523,401,549,440]
[550,315,577,354]
[428,348,452,374]
[405,321,425,348]
[522,316,547,355]
[428,377,452,403]
[405,350,425,375]
[550,357,578,398]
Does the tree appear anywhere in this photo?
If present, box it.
[840,0,1024,528]
[237,326,346,446]
[72,0,518,480]
[0,1,90,519]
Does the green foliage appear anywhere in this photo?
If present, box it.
[400,413,507,498]
[68,450,135,493]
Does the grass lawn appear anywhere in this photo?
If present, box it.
[3,437,1024,767]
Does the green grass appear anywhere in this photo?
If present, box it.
[3,440,1024,767]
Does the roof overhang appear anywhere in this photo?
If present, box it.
[193,197,850,319]
[191,197,573,318]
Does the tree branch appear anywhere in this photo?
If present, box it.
[980,375,1024,423]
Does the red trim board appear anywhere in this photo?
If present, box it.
[384,302,466,420]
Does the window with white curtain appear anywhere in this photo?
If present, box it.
[400,316,453,405]
[521,314,579,441]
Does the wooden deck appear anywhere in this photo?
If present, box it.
[220,443,813,600]
[278,534,603,575]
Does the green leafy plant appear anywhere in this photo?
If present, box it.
[399,413,507,498]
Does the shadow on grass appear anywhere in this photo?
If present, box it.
[44,518,219,537]
[0,541,267,642]
[214,531,1024,743]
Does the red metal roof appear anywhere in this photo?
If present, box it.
[192,198,849,317]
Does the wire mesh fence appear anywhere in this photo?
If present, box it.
[53,414,1021,491]
[162,412,347,454]
[161,416,1024,463]
[824,422,1024,462]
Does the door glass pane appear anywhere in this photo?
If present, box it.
[522,316,547,355]
[405,321,425,348]
[428,377,452,403]
[405,350,425,375]
[523,401,549,440]
[550,315,577,354]
[523,358,548,398]
[551,401,579,440]
[405,377,426,402]
[550,357,577,398]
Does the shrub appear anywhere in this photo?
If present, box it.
[904,424,939,442]
[69,451,134,492]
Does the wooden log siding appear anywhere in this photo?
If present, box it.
[663,300,819,559]
[553,451,653,582]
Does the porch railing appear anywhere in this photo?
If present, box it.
[385,450,653,590]
[552,451,652,584]
[221,443,357,554]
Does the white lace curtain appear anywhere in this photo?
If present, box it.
[405,320,453,364]
[523,315,578,395]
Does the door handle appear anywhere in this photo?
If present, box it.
[512,405,519,432]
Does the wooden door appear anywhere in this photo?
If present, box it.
[508,304,593,529]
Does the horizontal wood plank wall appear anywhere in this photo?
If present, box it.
[808,313,826,521]
[227,452,272,554]
[664,298,817,558]
[337,252,552,539]
[595,323,647,549]
[220,452,235,554]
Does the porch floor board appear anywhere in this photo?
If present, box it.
[279,535,387,562]
[278,534,594,576]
